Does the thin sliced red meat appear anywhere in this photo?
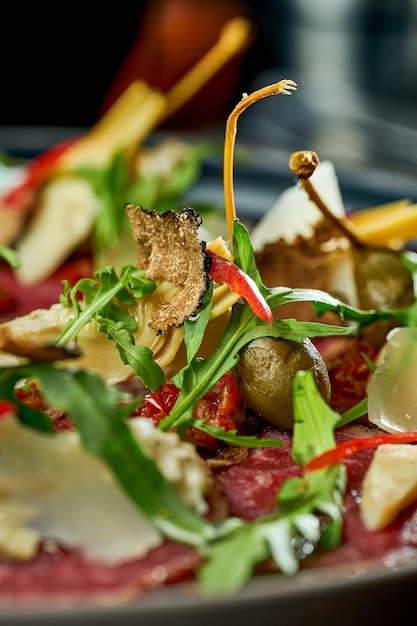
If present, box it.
[0,540,202,607]
[0,254,92,322]
[213,422,417,569]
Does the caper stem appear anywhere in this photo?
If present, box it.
[289,150,366,249]
[303,177,366,248]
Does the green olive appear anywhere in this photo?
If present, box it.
[353,248,414,346]
[233,336,331,430]
[353,248,413,311]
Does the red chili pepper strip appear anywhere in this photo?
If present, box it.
[305,431,417,472]
[3,136,80,211]
[206,249,273,324]
[0,400,15,418]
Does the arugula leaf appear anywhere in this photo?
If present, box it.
[267,286,394,328]
[232,219,268,295]
[73,142,215,258]
[339,397,368,426]
[192,419,282,448]
[335,349,377,427]
[386,299,417,328]
[197,370,346,595]
[0,244,20,269]
[0,363,215,546]
[56,263,166,388]
[238,318,353,345]
[401,249,417,297]
[183,282,213,362]
[75,152,135,257]
[291,369,341,465]
[0,151,14,165]
[129,141,213,213]
[0,370,53,433]
[60,277,97,309]
[55,264,156,345]
[198,522,269,595]
[96,316,165,391]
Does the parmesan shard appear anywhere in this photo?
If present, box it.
[250,161,346,251]
[0,415,208,562]
[252,161,359,319]
[360,443,417,531]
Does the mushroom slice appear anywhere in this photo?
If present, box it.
[126,205,209,333]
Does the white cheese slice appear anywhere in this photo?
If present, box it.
[0,414,207,563]
[249,160,359,307]
[250,160,346,251]
[0,500,40,560]
[360,443,417,531]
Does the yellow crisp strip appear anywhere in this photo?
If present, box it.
[349,199,412,227]
[163,17,253,121]
[211,284,240,319]
[61,82,167,168]
[59,18,253,172]
[206,236,234,260]
[350,200,417,246]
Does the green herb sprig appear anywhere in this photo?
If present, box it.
[197,369,346,595]
[0,363,215,546]
[1,216,415,595]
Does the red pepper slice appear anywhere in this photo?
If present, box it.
[0,400,15,418]
[206,249,273,324]
[305,431,417,471]
[3,136,80,211]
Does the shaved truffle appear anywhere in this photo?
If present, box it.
[126,205,210,333]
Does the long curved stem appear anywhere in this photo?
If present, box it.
[223,80,297,245]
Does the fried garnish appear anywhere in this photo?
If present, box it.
[126,205,209,333]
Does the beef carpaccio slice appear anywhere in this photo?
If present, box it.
[0,541,202,607]
[1,336,417,606]
[213,423,417,568]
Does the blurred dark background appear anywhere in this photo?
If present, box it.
[1,0,416,128]
[1,0,416,175]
